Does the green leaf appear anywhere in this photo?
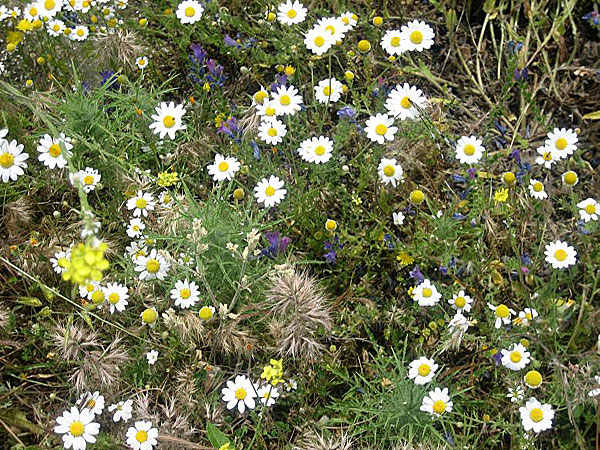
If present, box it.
[483,0,496,13]
[445,9,457,31]
[17,297,42,307]
[583,110,600,120]
[206,423,229,448]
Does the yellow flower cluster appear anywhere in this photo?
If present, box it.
[494,187,509,204]
[61,243,109,285]
[157,171,179,187]
[260,359,284,386]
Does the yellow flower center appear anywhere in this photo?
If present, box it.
[555,138,567,150]
[83,175,94,185]
[199,306,213,320]
[30,7,38,16]
[136,430,148,443]
[49,144,61,157]
[287,9,297,18]
[58,257,68,267]
[267,128,278,137]
[0,152,14,168]
[265,106,276,116]
[314,36,325,47]
[279,94,291,106]
[554,249,567,261]
[418,364,430,376]
[45,0,56,9]
[86,399,96,408]
[138,59,146,66]
[432,400,445,414]
[91,290,104,304]
[496,304,510,318]
[325,220,337,230]
[254,91,267,104]
[543,152,552,161]
[529,408,544,422]
[218,161,229,172]
[410,190,424,204]
[410,30,423,44]
[357,40,371,52]
[422,287,433,298]
[524,370,542,387]
[454,297,466,308]
[77,29,84,36]
[463,144,476,156]
[532,182,543,193]
[142,308,157,323]
[383,165,395,177]
[184,6,195,17]
[510,351,522,363]
[391,36,401,47]
[86,284,95,293]
[53,24,60,31]
[375,124,388,136]
[325,25,335,35]
[400,96,412,109]
[585,204,596,214]
[235,388,247,400]
[315,145,326,156]
[265,186,276,197]
[563,172,577,185]
[163,115,176,128]
[180,288,191,299]
[69,421,85,437]
[323,86,331,96]
[146,259,160,273]
[108,293,120,304]
[135,198,147,209]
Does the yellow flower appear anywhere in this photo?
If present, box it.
[203,82,211,91]
[157,171,178,187]
[396,252,414,265]
[284,65,296,76]
[214,113,227,128]
[261,359,284,385]
[61,243,110,285]
[7,31,25,46]
[16,20,34,32]
[494,188,509,204]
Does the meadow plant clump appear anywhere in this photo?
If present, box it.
[0,0,599,449]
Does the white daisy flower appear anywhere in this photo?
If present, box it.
[314,77,344,104]
[400,20,435,52]
[135,56,149,69]
[54,407,100,450]
[448,311,470,334]
[254,175,286,207]
[544,240,576,269]
[448,290,473,313]
[455,135,485,165]
[251,86,270,106]
[365,113,397,144]
[70,167,101,192]
[149,102,186,140]
[316,16,349,43]
[412,279,441,306]
[277,0,307,25]
[170,279,200,309]
[108,399,133,423]
[257,385,280,407]
[23,3,40,21]
[103,282,129,313]
[158,191,173,208]
[339,11,358,27]
[199,305,215,321]
[207,154,240,182]
[50,250,70,274]
[408,357,438,385]
[76,391,105,416]
[140,307,159,326]
[393,211,405,226]
[297,136,333,164]
[134,249,171,280]
[487,302,516,328]
[258,118,287,145]
[146,350,158,365]
[221,375,258,414]
[501,343,530,371]
[47,19,66,36]
[126,421,159,450]
[561,171,579,186]
[0,139,28,183]
[271,85,303,116]
[588,375,600,397]
[255,99,280,120]
[517,308,538,325]
[37,134,72,170]
[577,198,598,222]
[528,179,547,199]
[519,397,555,433]
[380,29,404,56]
[176,0,204,24]
[420,387,452,417]
[377,158,404,187]
[545,127,577,160]
[304,25,335,55]
[535,145,556,169]
[70,25,89,41]
[507,386,525,403]
[126,241,148,261]
[127,191,155,218]
[126,218,146,239]
[78,282,100,301]
[37,0,63,19]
